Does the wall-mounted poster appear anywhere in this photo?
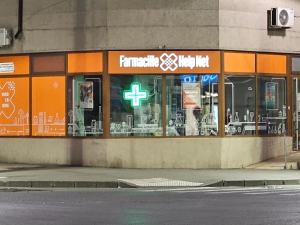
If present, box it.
[79,81,93,109]
[265,82,278,110]
[182,83,201,109]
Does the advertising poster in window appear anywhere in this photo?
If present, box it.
[0,78,29,136]
[79,81,93,109]
[265,82,278,110]
[182,83,201,109]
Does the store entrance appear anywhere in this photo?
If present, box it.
[293,77,300,150]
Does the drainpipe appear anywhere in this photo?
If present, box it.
[15,0,23,39]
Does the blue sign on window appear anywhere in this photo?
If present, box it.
[180,74,218,85]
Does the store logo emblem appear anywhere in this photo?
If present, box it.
[160,53,178,72]
[0,81,16,119]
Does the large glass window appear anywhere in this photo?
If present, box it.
[110,75,162,136]
[258,77,287,135]
[225,76,256,136]
[67,75,103,136]
[0,77,29,136]
[32,76,65,136]
[166,74,219,136]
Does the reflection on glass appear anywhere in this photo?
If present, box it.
[225,76,256,136]
[67,75,103,136]
[293,78,300,150]
[110,75,162,136]
[258,77,287,135]
[166,74,219,136]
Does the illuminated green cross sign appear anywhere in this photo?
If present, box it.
[123,82,148,107]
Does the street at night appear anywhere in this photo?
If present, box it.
[0,186,300,225]
[1,0,300,225]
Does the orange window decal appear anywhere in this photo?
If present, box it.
[0,77,29,136]
[0,56,29,75]
[32,76,65,136]
[68,52,103,73]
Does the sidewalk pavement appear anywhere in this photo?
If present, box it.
[246,151,300,170]
[0,152,299,189]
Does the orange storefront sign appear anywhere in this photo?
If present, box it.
[109,51,220,74]
[0,56,29,75]
[68,52,103,73]
[257,54,287,74]
[224,52,256,73]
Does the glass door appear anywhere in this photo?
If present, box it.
[293,77,300,150]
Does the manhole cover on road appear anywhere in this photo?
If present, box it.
[118,178,203,187]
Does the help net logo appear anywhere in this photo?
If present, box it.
[0,82,15,119]
[159,53,178,72]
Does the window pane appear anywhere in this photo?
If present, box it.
[0,77,29,136]
[166,74,219,136]
[67,75,103,136]
[224,76,256,136]
[32,76,65,136]
[110,75,162,136]
[258,77,287,135]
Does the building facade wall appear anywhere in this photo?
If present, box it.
[2,0,300,53]
[219,0,300,53]
[0,0,219,54]
[0,137,292,168]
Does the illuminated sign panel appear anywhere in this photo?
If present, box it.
[123,82,148,107]
[109,51,220,74]
[180,74,218,85]
[119,53,209,71]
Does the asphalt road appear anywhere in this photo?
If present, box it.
[0,186,300,225]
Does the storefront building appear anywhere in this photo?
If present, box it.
[0,50,295,168]
[0,0,299,168]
